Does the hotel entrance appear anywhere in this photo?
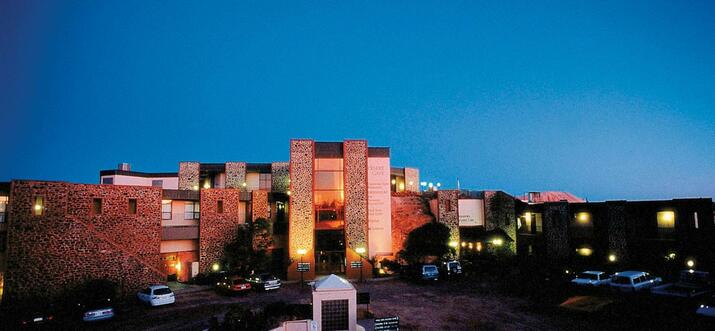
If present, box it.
[315,230,346,275]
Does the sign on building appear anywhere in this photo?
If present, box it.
[368,157,392,257]
[297,262,310,272]
[458,199,484,227]
[350,261,363,269]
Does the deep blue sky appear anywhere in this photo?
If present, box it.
[2,1,714,201]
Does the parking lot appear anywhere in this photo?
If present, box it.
[6,275,715,330]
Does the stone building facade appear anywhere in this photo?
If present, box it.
[198,189,246,273]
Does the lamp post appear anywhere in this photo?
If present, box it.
[297,248,307,288]
[355,247,366,283]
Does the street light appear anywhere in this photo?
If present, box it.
[297,249,307,288]
[355,247,366,282]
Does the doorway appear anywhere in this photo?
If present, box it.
[315,230,346,275]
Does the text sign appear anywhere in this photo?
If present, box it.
[357,292,370,304]
[351,261,363,268]
[458,199,485,227]
[374,316,399,331]
[297,262,310,272]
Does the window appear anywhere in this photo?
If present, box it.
[152,180,163,187]
[314,158,344,224]
[573,212,593,227]
[101,177,114,184]
[518,213,542,234]
[657,211,675,233]
[259,173,272,191]
[321,299,349,331]
[92,198,102,215]
[128,199,137,214]
[162,200,172,220]
[0,233,6,252]
[0,196,7,223]
[217,200,224,213]
[185,202,200,220]
[694,212,699,229]
[33,196,44,216]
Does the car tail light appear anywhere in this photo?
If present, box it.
[48,315,54,320]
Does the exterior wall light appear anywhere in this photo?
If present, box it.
[355,247,366,254]
[492,238,503,246]
[242,182,247,187]
[576,247,593,257]
[461,242,466,247]
[297,248,307,256]
[449,241,459,248]
[408,181,414,186]
[286,190,291,196]
[203,182,211,189]
[175,261,182,272]
[686,259,695,268]
[608,254,617,262]
[193,185,199,191]
[211,263,220,272]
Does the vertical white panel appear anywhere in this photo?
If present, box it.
[367,157,392,258]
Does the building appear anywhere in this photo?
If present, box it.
[0,139,713,304]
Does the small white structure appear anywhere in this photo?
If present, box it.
[312,274,358,331]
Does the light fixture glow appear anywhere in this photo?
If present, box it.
[420,182,427,186]
[608,254,617,262]
[355,247,366,254]
[242,182,247,187]
[492,238,503,246]
[408,181,414,186]
[211,263,220,272]
[449,241,459,248]
[297,248,307,255]
[286,190,291,196]
[436,183,441,187]
[461,242,466,247]
[34,204,42,211]
[193,185,199,191]
[686,259,695,268]
[576,247,593,257]
[203,182,210,189]
[391,179,396,185]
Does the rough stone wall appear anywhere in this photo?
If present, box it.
[607,201,628,262]
[5,181,163,303]
[271,162,290,193]
[288,139,314,280]
[391,195,435,255]
[437,190,460,253]
[542,202,571,264]
[225,162,247,189]
[252,190,270,221]
[178,162,200,190]
[404,168,420,193]
[484,191,517,254]
[199,189,245,272]
[343,140,369,253]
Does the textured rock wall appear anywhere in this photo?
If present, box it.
[344,140,368,253]
[251,190,269,221]
[199,189,245,272]
[225,162,247,189]
[484,191,517,254]
[437,190,460,253]
[271,162,290,193]
[5,181,163,303]
[391,194,435,255]
[542,202,571,264]
[178,162,200,190]
[404,168,420,192]
[288,139,315,280]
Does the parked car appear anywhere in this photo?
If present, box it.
[76,280,117,322]
[571,271,612,287]
[246,273,282,291]
[18,303,57,328]
[610,271,662,292]
[442,260,463,277]
[137,285,175,306]
[79,298,114,322]
[652,270,712,298]
[216,275,252,294]
[696,295,715,317]
[420,264,440,281]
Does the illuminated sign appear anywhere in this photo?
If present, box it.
[458,199,484,227]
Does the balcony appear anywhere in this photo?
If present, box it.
[162,225,199,240]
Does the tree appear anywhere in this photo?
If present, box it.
[398,222,452,265]
[223,219,273,274]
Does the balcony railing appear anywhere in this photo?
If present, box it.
[162,212,200,221]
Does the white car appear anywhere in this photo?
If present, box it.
[610,271,662,292]
[137,285,175,306]
[696,296,715,317]
[571,271,612,287]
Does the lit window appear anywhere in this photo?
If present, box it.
[33,196,44,216]
[576,246,593,257]
[185,201,200,220]
[259,173,272,191]
[657,211,675,230]
[0,196,8,223]
[694,212,699,229]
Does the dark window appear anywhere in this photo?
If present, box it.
[0,233,6,252]
[217,200,224,213]
[152,180,163,187]
[92,198,102,215]
[128,199,137,214]
[102,177,114,184]
[33,196,45,216]
[321,299,349,331]
[153,288,172,295]
[259,173,272,190]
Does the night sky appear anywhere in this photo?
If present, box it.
[2,1,714,201]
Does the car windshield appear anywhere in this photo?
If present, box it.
[612,276,632,284]
[153,288,172,295]
[424,266,437,272]
[577,273,599,280]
